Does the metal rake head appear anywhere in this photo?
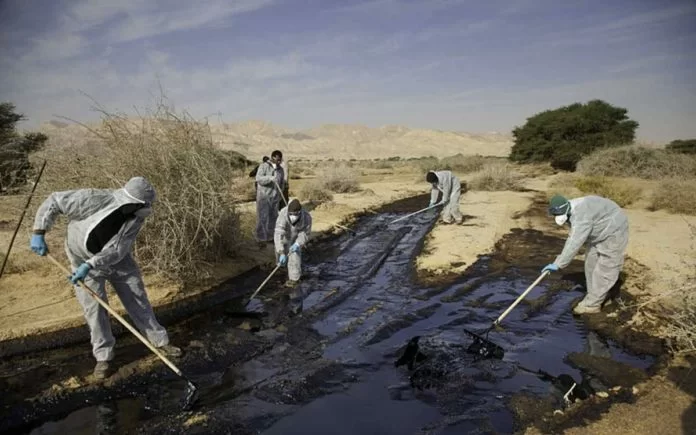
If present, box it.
[463,329,505,360]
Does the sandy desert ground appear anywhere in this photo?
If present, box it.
[1,134,694,433]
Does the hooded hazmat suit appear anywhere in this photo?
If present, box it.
[553,195,629,309]
[428,170,463,224]
[274,198,312,283]
[255,160,285,242]
[32,177,171,362]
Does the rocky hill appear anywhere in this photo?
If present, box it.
[39,119,513,161]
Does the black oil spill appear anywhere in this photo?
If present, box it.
[0,195,661,434]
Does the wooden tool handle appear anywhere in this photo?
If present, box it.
[46,254,184,377]
[494,271,550,326]
[247,264,281,302]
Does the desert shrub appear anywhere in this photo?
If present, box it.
[649,179,696,215]
[372,160,394,170]
[229,173,256,202]
[577,146,696,179]
[34,101,243,285]
[509,99,638,171]
[318,165,360,193]
[666,139,696,155]
[572,176,642,207]
[440,154,488,173]
[0,102,48,193]
[298,180,334,203]
[665,290,696,353]
[410,156,441,172]
[469,163,523,191]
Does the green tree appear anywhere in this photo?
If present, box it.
[509,99,639,171]
[0,102,48,193]
[666,139,696,155]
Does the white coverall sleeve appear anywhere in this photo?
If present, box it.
[554,217,592,268]
[440,174,452,204]
[33,189,97,231]
[256,163,276,186]
[87,217,143,269]
[295,213,312,247]
[274,210,288,254]
[430,187,439,204]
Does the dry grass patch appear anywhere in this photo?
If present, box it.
[572,176,642,207]
[577,145,696,179]
[298,181,334,203]
[469,163,523,191]
[650,179,696,215]
[31,100,247,285]
[318,165,360,193]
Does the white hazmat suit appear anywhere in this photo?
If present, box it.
[428,170,463,224]
[553,195,629,310]
[255,160,285,242]
[32,177,173,363]
[274,199,312,284]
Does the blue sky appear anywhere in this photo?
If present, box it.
[0,0,694,142]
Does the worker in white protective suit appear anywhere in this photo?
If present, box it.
[274,198,312,313]
[255,150,285,247]
[542,195,629,315]
[426,170,464,224]
[29,177,182,380]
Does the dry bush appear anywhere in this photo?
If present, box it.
[577,145,696,179]
[649,179,696,215]
[469,163,523,191]
[664,222,696,354]
[229,172,256,203]
[298,180,334,203]
[440,154,489,173]
[665,289,696,354]
[572,176,642,207]
[32,101,245,285]
[408,156,440,172]
[547,173,581,198]
[317,165,360,193]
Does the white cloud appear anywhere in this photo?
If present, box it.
[102,0,275,43]
[20,32,89,62]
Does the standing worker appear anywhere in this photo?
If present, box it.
[275,198,312,313]
[29,177,182,380]
[249,156,270,196]
[542,195,629,314]
[426,170,464,224]
[255,150,285,247]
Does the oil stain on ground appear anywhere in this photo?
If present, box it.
[1,195,661,434]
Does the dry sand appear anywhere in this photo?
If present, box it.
[414,189,536,279]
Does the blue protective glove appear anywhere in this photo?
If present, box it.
[542,263,559,274]
[278,254,288,267]
[290,242,301,253]
[30,234,48,256]
[69,263,92,284]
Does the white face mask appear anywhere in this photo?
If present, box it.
[135,207,153,218]
[554,214,569,226]
[289,214,299,224]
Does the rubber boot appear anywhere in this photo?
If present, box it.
[94,361,110,380]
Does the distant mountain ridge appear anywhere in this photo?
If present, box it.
[39,119,513,160]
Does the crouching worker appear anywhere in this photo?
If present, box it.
[426,170,464,224]
[542,195,629,315]
[29,177,182,380]
[274,198,312,314]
